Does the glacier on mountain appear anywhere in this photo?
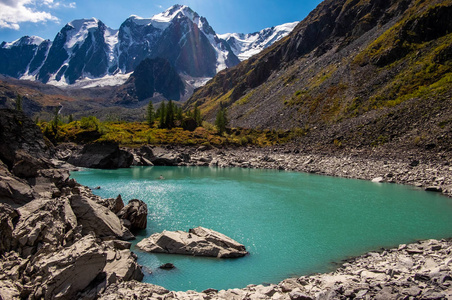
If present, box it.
[0,5,298,89]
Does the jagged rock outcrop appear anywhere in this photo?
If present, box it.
[67,141,133,169]
[13,198,78,257]
[97,194,125,214]
[117,199,148,230]
[0,109,63,206]
[0,203,19,254]
[136,226,248,258]
[0,160,34,205]
[69,194,134,240]
[0,109,52,169]
[23,235,107,299]
[0,109,145,299]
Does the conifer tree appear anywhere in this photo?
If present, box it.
[215,107,228,135]
[165,100,175,129]
[176,105,184,126]
[158,101,166,129]
[147,101,155,127]
[193,103,202,127]
[52,106,60,134]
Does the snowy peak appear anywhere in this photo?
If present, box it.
[152,4,197,24]
[1,5,295,89]
[219,21,298,61]
[64,18,109,50]
[67,18,100,32]
[2,36,45,49]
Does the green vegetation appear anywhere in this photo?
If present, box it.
[38,114,307,147]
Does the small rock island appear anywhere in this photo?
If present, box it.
[136,226,248,258]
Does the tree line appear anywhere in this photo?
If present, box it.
[16,92,229,136]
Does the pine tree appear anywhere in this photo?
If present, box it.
[176,105,184,126]
[158,101,166,129]
[215,107,228,135]
[52,106,60,134]
[68,114,74,123]
[193,103,202,127]
[15,94,23,111]
[165,100,175,129]
[147,101,155,127]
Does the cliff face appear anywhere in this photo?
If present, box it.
[186,0,452,153]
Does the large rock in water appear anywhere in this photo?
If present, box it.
[117,199,147,230]
[136,226,248,258]
[67,141,133,169]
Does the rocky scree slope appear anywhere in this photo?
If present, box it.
[186,0,452,155]
[0,109,146,299]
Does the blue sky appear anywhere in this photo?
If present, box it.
[0,0,323,43]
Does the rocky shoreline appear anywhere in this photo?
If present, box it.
[60,142,452,198]
[2,109,452,299]
[100,238,452,299]
[161,145,452,198]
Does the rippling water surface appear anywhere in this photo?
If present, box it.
[71,166,452,291]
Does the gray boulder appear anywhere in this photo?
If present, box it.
[67,142,133,169]
[149,147,185,166]
[136,226,248,258]
[117,199,147,230]
[69,194,134,240]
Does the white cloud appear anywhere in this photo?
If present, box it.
[0,0,75,30]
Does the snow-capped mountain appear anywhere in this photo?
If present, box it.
[36,18,116,85]
[0,36,52,79]
[219,22,298,61]
[0,5,297,88]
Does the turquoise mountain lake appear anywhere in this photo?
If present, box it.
[71,166,452,292]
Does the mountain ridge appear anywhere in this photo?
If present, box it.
[0,5,297,89]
